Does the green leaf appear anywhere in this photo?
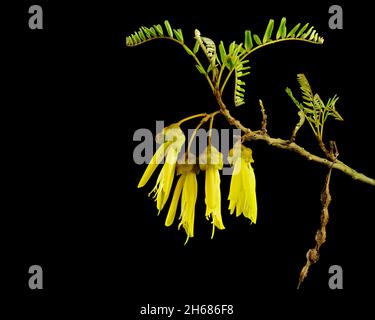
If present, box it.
[244,30,253,50]
[164,20,173,38]
[193,39,200,54]
[229,41,236,55]
[195,64,206,75]
[263,19,274,43]
[287,23,301,38]
[235,97,245,107]
[232,43,243,57]
[141,26,151,39]
[302,26,314,39]
[218,41,227,64]
[297,74,314,104]
[138,29,146,41]
[286,87,304,112]
[126,36,133,46]
[131,34,137,44]
[333,111,343,121]
[296,23,309,37]
[276,17,287,39]
[183,45,194,56]
[236,86,246,92]
[149,27,157,37]
[133,33,141,43]
[226,57,234,69]
[234,59,250,107]
[173,29,184,42]
[253,34,262,46]
[309,30,316,41]
[237,71,250,77]
[240,60,250,67]
[154,24,164,36]
[126,21,189,48]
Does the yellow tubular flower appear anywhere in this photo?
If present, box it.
[199,146,225,238]
[138,126,185,212]
[165,159,198,244]
[137,140,172,188]
[228,143,257,223]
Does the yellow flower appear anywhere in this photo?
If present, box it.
[228,143,257,223]
[165,155,198,243]
[199,146,225,238]
[138,125,185,212]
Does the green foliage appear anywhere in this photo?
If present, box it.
[253,34,262,46]
[263,19,274,43]
[126,20,184,46]
[193,39,200,54]
[195,64,206,75]
[286,74,343,139]
[234,61,250,107]
[242,18,323,51]
[276,17,287,39]
[287,23,301,37]
[126,18,325,108]
[218,41,227,63]
[218,41,250,106]
[244,30,253,50]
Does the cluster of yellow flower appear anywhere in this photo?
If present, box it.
[138,124,257,243]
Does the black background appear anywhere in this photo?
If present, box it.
[6,0,374,317]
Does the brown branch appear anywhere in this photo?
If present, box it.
[258,99,268,134]
[317,137,333,160]
[214,90,375,187]
[297,164,334,289]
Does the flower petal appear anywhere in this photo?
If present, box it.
[211,169,225,237]
[179,172,197,239]
[165,175,185,227]
[138,141,172,188]
[156,161,176,211]
[228,158,242,214]
[247,163,257,223]
[205,166,217,216]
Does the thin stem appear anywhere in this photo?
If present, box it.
[216,63,226,90]
[186,111,221,155]
[177,113,207,125]
[220,69,233,95]
[128,37,215,92]
[187,115,211,155]
[182,44,215,92]
[208,111,220,145]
